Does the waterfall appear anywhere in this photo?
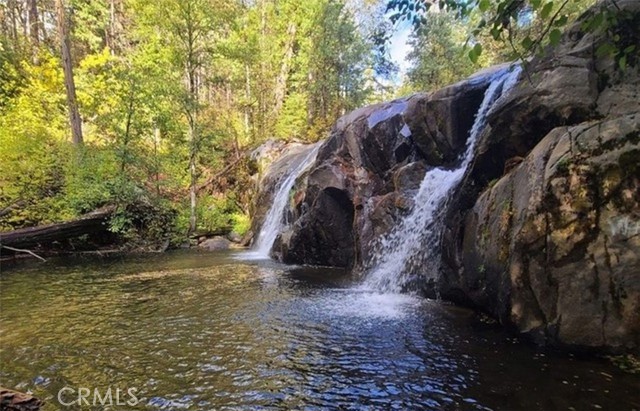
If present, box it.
[363,65,522,293]
[252,143,321,258]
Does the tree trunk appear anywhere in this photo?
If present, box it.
[188,117,197,234]
[55,0,83,145]
[258,0,267,138]
[153,124,161,196]
[0,206,114,249]
[273,21,297,116]
[27,0,39,49]
[39,5,48,43]
[7,0,18,45]
[244,63,251,137]
[108,0,116,54]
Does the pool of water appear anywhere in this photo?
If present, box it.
[0,250,637,410]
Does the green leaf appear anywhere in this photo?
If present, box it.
[589,12,604,30]
[554,14,568,27]
[468,43,482,64]
[596,42,616,57]
[469,49,478,64]
[530,0,542,10]
[619,54,627,71]
[521,36,534,50]
[479,0,490,12]
[549,29,562,46]
[490,26,501,40]
[540,2,554,19]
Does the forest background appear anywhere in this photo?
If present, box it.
[0,0,598,247]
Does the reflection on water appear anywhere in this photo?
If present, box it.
[0,250,638,410]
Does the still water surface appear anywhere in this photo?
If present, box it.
[0,250,638,410]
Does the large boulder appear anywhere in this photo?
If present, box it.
[439,114,639,349]
[438,0,640,349]
[198,236,232,251]
[272,70,498,267]
[251,0,640,349]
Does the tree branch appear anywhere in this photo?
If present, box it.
[2,245,47,262]
[196,152,248,193]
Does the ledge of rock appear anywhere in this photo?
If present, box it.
[0,387,43,411]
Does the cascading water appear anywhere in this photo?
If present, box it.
[363,65,522,293]
[252,143,321,258]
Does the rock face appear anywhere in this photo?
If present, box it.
[0,387,43,411]
[438,0,640,350]
[441,115,640,349]
[272,68,496,267]
[198,236,232,251]
[252,1,640,350]
[249,141,319,246]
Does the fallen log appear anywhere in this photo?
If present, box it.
[188,227,232,239]
[0,205,115,250]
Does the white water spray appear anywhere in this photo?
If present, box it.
[363,65,522,292]
[252,143,321,258]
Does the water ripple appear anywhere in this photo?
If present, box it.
[0,251,637,411]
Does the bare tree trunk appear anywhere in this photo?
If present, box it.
[27,0,39,48]
[55,0,83,145]
[257,0,267,139]
[107,0,115,54]
[28,0,39,64]
[7,0,18,45]
[187,63,198,234]
[20,0,27,38]
[273,21,296,116]
[187,70,198,234]
[153,124,161,196]
[307,70,315,126]
[188,116,197,234]
[244,63,251,137]
[39,5,48,43]
[179,0,200,235]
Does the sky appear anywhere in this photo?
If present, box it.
[388,22,412,76]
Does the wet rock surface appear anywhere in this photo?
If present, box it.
[0,387,43,411]
[249,142,319,246]
[441,115,640,350]
[252,1,640,349]
[198,236,232,251]
[272,70,495,267]
[439,0,640,349]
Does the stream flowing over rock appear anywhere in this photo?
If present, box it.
[252,0,640,351]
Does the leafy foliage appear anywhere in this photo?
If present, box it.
[403,11,478,92]
[385,0,632,66]
[0,0,389,246]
